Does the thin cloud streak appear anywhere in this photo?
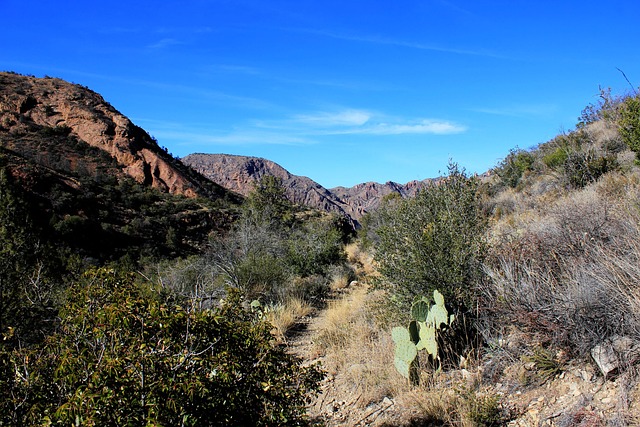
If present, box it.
[250,108,467,136]
[471,103,559,118]
[152,129,314,147]
[147,38,183,50]
[291,28,504,58]
[293,109,372,127]
[338,120,467,135]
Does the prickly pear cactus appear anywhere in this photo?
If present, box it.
[392,326,418,379]
[392,289,455,382]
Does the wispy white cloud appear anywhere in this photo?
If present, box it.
[156,129,313,146]
[257,108,467,136]
[140,107,466,149]
[290,28,503,58]
[293,109,372,127]
[471,103,559,118]
[147,38,183,50]
[340,119,467,135]
[210,64,262,75]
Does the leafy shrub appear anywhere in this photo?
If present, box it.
[0,268,323,426]
[285,219,345,277]
[373,163,486,309]
[496,148,536,188]
[562,149,618,188]
[618,94,640,159]
[542,146,569,170]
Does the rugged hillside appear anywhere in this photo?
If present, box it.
[0,72,241,261]
[330,178,431,216]
[0,72,234,200]
[182,153,432,225]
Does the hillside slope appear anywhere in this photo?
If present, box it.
[0,72,241,260]
[0,72,235,200]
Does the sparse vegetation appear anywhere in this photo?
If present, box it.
[4,72,640,425]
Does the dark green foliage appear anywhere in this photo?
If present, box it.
[286,220,345,277]
[374,163,486,309]
[563,149,618,189]
[542,146,569,170]
[202,176,347,304]
[0,268,323,426]
[618,94,640,159]
[0,163,60,348]
[496,148,535,188]
[243,175,294,228]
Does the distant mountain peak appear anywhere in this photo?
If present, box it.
[182,153,433,226]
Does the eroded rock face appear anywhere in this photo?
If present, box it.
[0,72,198,197]
[182,153,434,225]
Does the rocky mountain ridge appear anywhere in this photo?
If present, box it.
[182,153,434,225]
[0,72,432,227]
[0,72,232,201]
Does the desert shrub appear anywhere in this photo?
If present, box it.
[482,183,640,358]
[236,250,289,299]
[373,163,486,309]
[285,218,345,277]
[0,163,60,348]
[0,268,323,426]
[243,175,295,229]
[562,149,618,189]
[577,87,623,128]
[618,94,640,159]
[496,148,536,188]
[542,146,569,170]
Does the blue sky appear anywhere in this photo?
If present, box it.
[3,1,640,188]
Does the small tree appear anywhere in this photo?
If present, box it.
[243,176,294,228]
[374,163,486,309]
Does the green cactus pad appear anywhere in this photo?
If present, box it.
[394,357,412,379]
[392,326,411,344]
[433,289,445,307]
[429,304,449,329]
[411,299,430,322]
[419,324,438,356]
[395,340,417,361]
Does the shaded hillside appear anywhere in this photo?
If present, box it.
[0,72,242,261]
[182,153,433,225]
[0,72,237,200]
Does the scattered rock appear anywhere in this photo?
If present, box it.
[591,335,640,378]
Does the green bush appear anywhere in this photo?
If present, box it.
[563,149,618,189]
[618,94,640,159]
[374,163,486,309]
[496,148,535,188]
[0,268,323,426]
[542,146,569,170]
[285,219,345,277]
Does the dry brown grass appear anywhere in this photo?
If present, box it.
[263,297,313,343]
[345,242,378,278]
[483,169,640,357]
[312,285,407,407]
